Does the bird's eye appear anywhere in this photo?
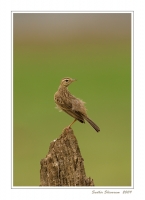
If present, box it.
[65,79,68,82]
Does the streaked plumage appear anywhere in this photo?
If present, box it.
[54,77,100,132]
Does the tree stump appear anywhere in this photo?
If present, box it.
[40,127,94,186]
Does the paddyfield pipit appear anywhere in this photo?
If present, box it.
[54,77,100,132]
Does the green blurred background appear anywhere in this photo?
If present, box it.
[13,13,131,186]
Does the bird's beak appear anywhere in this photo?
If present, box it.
[72,79,77,82]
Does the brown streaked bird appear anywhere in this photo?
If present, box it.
[54,77,100,132]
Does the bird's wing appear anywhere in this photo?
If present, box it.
[54,95,85,123]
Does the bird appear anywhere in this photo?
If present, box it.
[54,77,100,132]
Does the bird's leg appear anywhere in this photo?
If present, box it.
[67,119,77,129]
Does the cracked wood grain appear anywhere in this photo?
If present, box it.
[40,128,94,186]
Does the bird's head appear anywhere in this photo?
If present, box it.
[60,77,76,87]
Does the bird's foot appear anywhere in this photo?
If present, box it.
[65,126,71,132]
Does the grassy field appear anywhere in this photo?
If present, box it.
[13,14,131,186]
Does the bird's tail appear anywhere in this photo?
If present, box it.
[83,116,100,132]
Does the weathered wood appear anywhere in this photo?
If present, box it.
[40,128,94,186]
